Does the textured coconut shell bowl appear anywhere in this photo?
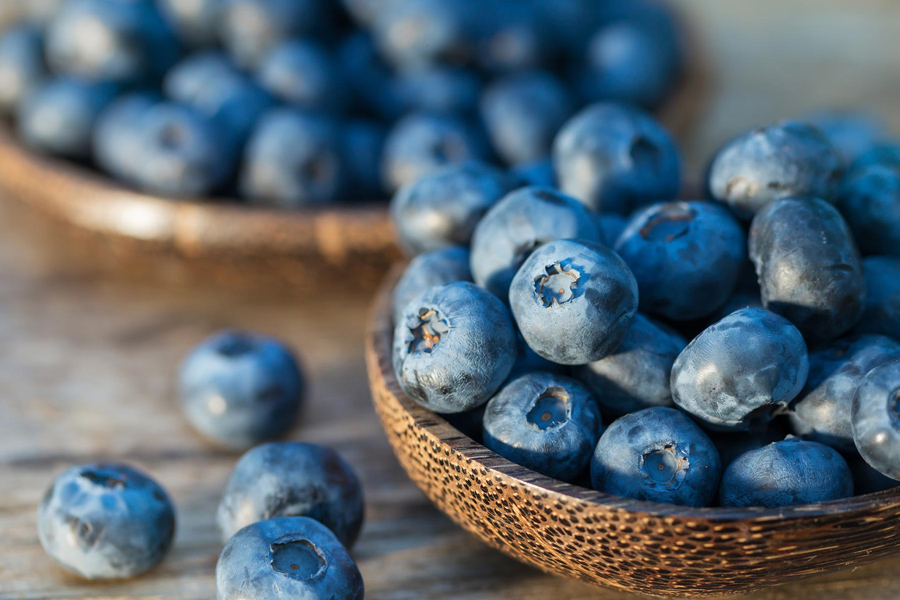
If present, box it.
[365,268,900,598]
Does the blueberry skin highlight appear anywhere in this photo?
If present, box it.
[373,0,477,69]
[749,197,866,343]
[614,201,746,321]
[852,359,900,481]
[509,239,639,366]
[575,313,686,418]
[93,92,160,184]
[856,256,900,340]
[483,372,603,482]
[179,330,305,450]
[790,334,900,453]
[591,407,721,507]
[390,161,513,255]
[217,443,364,548]
[671,307,809,431]
[553,103,682,214]
[392,282,517,414]
[382,112,490,192]
[164,52,274,151]
[720,437,853,508]
[708,121,843,219]
[46,0,179,84]
[38,463,175,580]
[216,517,364,600]
[159,0,224,47]
[392,246,471,324]
[133,102,233,198]
[837,164,900,257]
[219,0,333,69]
[257,40,347,113]
[18,77,117,160]
[0,25,48,116]
[470,186,602,300]
[481,70,574,166]
[241,109,347,208]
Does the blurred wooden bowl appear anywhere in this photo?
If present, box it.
[365,267,900,598]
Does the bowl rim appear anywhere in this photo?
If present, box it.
[368,266,900,523]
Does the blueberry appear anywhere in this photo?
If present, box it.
[470,186,601,300]
[336,32,401,121]
[18,77,117,160]
[535,0,603,60]
[707,418,790,469]
[133,102,234,198]
[837,163,900,257]
[851,143,900,174]
[509,239,639,365]
[806,112,886,167]
[159,0,224,47]
[507,328,566,381]
[614,201,746,321]
[595,213,628,248]
[720,437,853,507]
[749,197,866,343]
[0,25,48,116]
[392,281,517,414]
[708,121,843,219]
[852,358,900,481]
[671,307,809,431]
[711,289,763,323]
[46,0,179,84]
[789,335,900,453]
[164,52,274,150]
[241,108,347,208]
[553,103,682,214]
[342,120,387,201]
[577,4,683,110]
[216,517,364,600]
[179,330,305,449]
[390,160,513,255]
[93,92,161,184]
[392,246,472,324]
[574,313,686,418]
[511,159,556,189]
[382,112,490,192]
[481,70,574,167]
[38,463,175,580]
[483,372,603,482]
[856,256,900,340]
[591,407,721,507]
[373,0,477,69]
[217,443,364,548]
[219,0,334,68]
[391,64,482,117]
[475,0,553,74]
[257,40,347,113]
[340,0,398,26]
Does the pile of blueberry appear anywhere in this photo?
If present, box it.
[0,0,684,207]
[390,101,900,509]
[38,330,366,599]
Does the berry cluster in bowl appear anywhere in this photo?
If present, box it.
[0,0,684,206]
[37,330,368,599]
[389,100,900,510]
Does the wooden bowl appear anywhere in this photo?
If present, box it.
[0,15,706,292]
[365,268,900,598]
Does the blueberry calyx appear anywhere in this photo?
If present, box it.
[641,444,689,488]
[526,386,570,430]
[534,260,581,307]
[408,308,449,354]
[269,538,327,581]
[639,203,695,242]
[80,468,127,489]
[215,333,257,357]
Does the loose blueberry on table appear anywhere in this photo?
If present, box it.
[179,330,305,450]
[38,463,176,580]
[217,442,365,548]
[217,517,364,600]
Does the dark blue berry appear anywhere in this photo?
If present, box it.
[0,25,48,116]
[852,358,900,481]
[856,256,900,340]
[392,246,471,324]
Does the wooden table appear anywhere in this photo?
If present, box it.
[3,1,900,598]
